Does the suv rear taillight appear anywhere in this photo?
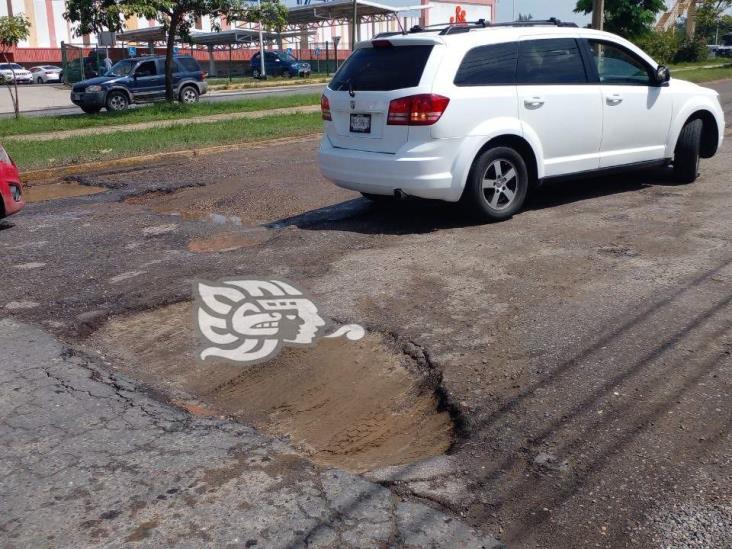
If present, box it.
[387,94,450,126]
[321,94,332,121]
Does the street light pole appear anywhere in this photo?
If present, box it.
[592,0,604,30]
[257,0,266,78]
[351,0,358,51]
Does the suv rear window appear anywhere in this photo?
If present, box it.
[454,42,518,86]
[330,45,433,92]
[177,57,200,72]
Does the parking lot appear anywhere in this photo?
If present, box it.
[2,109,731,547]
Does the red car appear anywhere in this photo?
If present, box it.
[0,144,24,219]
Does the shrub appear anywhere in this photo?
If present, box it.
[673,38,710,63]
[634,30,681,65]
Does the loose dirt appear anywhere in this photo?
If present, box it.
[23,182,105,203]
[87,302,454,473]
[126,166,356,226]
[186,230,270,252]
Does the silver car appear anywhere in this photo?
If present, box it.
[29,65,63,84]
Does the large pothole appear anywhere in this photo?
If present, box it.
[86,302,454,472]
[24,182,105,203]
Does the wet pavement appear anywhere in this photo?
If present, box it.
[1,133,731,548]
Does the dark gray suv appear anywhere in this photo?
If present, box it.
[71,55,208,114]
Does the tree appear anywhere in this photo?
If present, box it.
[696,0,732,42]
[0,14,31,119]
[575,0,666,37]
[239,0,288,62]
[65,0,248,102]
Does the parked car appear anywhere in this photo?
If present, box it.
[250,51,311,78]
[29,65,63,84]
[319,20,725,222]
[0,145,24,220]
[0,63,33,84]
[70,55,208,114]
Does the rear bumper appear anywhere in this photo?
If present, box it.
[318,135,466,202]
[199,81,208,95]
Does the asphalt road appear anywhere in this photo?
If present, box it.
[1,104,730,549]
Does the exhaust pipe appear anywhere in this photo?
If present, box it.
[394,189,408,200]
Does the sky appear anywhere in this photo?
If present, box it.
[494,0,590,25]
[494,0,732,25]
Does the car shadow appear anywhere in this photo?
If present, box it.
[0,220,16,231]
[272,166,681,236]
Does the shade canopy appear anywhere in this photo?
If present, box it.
[286,0,429,26]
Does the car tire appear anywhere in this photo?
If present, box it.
[673,118,703,184]
[36,77,44,84]
[106,91,129,112]
[461,146,529,222]
[81,106,102,114]
[179,85,199,104]
[252,68,260,79]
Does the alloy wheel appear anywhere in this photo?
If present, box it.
[482,159,519,211]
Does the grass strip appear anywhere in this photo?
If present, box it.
[674,64,732,83]
[6,111,322,171]
[0,93,321,137]
[208,76,330,91]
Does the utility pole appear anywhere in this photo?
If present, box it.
[592,0,604,30]
[351,0,358,51]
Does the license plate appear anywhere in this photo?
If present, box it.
[350,114,371,134]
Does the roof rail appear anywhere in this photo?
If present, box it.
[374,17,577,39]
[491,17,578,28]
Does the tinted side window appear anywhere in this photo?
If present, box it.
[454,42,518,86]
[177,57,200,72]
[135,60,157,77]
[330,45,433,92]
[517,38,587,85]
[589,41,652,85]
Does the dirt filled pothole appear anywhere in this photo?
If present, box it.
[186,230,270,253]
[86,302,455,472]
[24,182,105,203]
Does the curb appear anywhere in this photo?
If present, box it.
[21,133,322,184]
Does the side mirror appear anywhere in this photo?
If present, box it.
[656,65,670,85]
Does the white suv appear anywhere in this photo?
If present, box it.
[318,20,725,221]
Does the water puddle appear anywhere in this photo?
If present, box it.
[24,183,105,203]
[88,302,454,472]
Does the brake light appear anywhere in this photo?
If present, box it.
[371,40,392,48]
[201,72,208,80]
[321,94,332,121]
[387,94,450,126]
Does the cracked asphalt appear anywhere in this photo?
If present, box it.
[0,318,499,548]
[1,81,731,548]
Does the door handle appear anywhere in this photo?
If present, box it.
[524,97,545,109]
[606,94,624,106]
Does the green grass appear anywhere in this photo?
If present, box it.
[7,112,323,171]
[207,75,330,91]
[673,64,732,83]
[669,59,731,70]
[0,93,321,137]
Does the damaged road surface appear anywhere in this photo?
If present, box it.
[1,133,731,548]
[0,319,495,548]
